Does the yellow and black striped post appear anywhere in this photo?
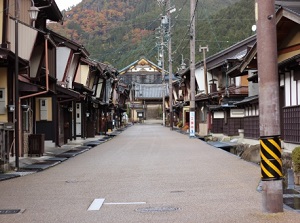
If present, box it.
[260,136,283,181]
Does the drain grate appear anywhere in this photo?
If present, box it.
[135,206,179,213]
[0,209,21,214]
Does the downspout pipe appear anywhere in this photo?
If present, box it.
[14,0,19,169]
[17,34,50,156]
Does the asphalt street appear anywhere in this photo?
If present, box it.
[0,124,299,223]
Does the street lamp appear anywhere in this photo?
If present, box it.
[28,1,39,27]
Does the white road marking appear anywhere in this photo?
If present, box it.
[104,202,146,205]
[88,198,105,211]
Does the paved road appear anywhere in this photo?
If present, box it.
[0,125,299,222]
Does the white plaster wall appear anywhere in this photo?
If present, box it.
[57,47,71,82]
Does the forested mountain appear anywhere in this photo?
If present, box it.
[48,0,255,70]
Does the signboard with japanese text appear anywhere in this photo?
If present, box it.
[189,111,195,137]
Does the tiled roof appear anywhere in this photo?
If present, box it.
[276,1,300,15]
[134,83,169,99]
[228,49,248,60]
[275,0,300,15]
[234,95,259,105]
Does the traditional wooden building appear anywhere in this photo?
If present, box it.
[0,1,122,172]
[175,36,255,136]
[234,4,300,150]
[119,57,168,123]
[0,0,64,171]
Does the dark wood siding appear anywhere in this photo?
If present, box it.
[212,119,223,133]
[36,121,54,140]
[244,116,259,139]
[223,118,244,136]
[283,106,300,143]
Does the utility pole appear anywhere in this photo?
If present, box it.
[199,46,209,95]
[162,49,166,127]
[256,0,283,213]
[160,17,166,126]
[158,1,167,126]
[167,0,173,130]
[189,0,196,137]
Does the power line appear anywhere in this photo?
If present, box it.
[173,0,199,55]
[199,0,221,50]
[172,0,189,27]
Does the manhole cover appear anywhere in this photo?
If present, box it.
[135,206,179,213]
[283,197,300,210]
[0,209,21,214]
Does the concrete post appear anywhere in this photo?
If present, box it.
[189,0,196,137]
[256,0,283,213]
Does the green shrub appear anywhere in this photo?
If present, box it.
[292,146,300,173]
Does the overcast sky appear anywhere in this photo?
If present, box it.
[55,0,82,11]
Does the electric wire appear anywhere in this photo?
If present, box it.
[172,0,199,67]
[199,0,221,50]
[173,0,199,56]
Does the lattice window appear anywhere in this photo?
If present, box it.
[244,116,259,139]
[283,106,300,143]
[212,119,223,133]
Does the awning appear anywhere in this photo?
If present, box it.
[208,104,237,111]
[73,82,93,94]
[226,64,249,77]
[56,85,81,99]
[0,48,28,66]
[19,81,40,92]
[278,53,300,68]
[234,95,259,105]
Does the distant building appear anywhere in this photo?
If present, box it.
[119,57,168,123]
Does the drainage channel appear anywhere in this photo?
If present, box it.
[283,189,300,211]
[220,145,300,212]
